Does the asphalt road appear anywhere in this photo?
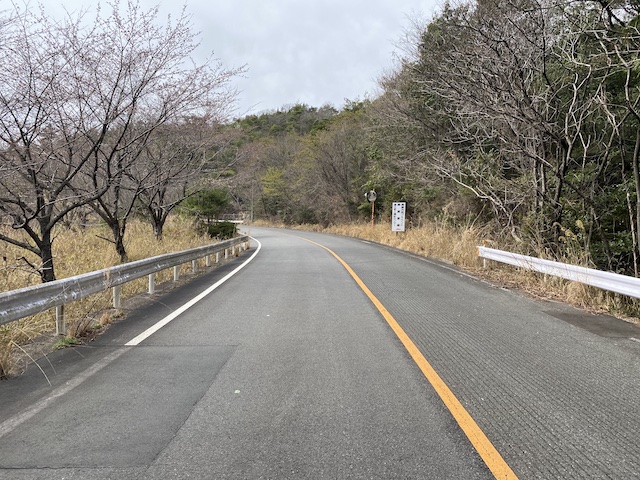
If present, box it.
[1,226,640,479]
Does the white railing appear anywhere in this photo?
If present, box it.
[218,213,246,224]
[0,235,250,334]
[477,246,640,300]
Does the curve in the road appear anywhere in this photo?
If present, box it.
[296,234,518,480]
[125,238,262,346]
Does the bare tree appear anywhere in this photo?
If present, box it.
[0,0,243,279]
[0,5,110,282]
[310,108,371,222]
[134,119,242,240]
[577,0,640,273]
[373,0,606,245]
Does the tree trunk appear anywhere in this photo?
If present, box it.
[549,143,571,250]
[108,220,128,263]
[147,203,174,241]
[39,230,56,283]
[149,208,166,241]
[152,219,163,241]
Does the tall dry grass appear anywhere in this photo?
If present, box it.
[0,217,213,378]
[325,221,479,267]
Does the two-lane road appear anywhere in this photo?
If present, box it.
[1,227,639,479]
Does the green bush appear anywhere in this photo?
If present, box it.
[205,222,237,239]
[181,188,231,223]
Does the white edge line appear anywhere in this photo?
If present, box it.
[0,238,261,440]
[125,237,261,346]
[0,347,130,440]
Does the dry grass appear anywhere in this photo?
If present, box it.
[0,217,213,378]
[318,221,480,268]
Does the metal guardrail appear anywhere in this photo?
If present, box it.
[0,235,249,333]
[219,213,246,222]
[477,245,640,300]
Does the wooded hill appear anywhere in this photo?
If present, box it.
[226,0,640,278]
[3,0,640,282]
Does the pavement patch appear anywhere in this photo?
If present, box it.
[0,345,235,469]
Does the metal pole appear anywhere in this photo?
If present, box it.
[113,285,121,308]
[482,240,487,269]
[56,305,65,336]
[148,273,155,294]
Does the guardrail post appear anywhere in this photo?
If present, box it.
[56,305,66,335]
[225,248,229,259]
[205,255,211,267]
[173,266,179,282]
[482,240,487,269]
[113,285,121,308]
[192,259,198,273]
[148,273,155,294]
[216,252,220,263]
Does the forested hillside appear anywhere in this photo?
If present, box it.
[3,0,640,283]
[225,101,373,225]
[226,0,640,278]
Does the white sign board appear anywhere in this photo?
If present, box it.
[392,202,406,232]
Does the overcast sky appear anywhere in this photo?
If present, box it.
[44,1,439,118]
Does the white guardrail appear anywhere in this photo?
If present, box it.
[477,246,640,300]
[0,235,250,334]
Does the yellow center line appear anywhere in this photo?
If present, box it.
[298,235,518,480]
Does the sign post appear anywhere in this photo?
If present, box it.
[365,190,377,227]
[392,202,406,232]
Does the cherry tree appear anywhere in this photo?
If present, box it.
[0,0,243,280]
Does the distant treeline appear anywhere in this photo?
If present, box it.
[226,1,640,278]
